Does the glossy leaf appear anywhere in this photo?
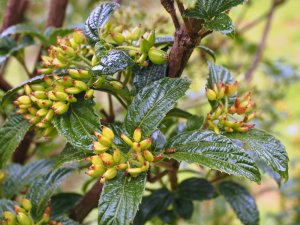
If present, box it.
[185,115,204,131]
[54,143,94,167]
[226,129,289,181]
[124,78,191,138]
[52,98,101,150]
[52,216,82,225]
[219,181,259,225]
[166,108,193,119]
[3,160,54,198]
[27,168,74,220]
[92,50,134,75]
[84,2,120,42]
[0,113,31,168]
[198,44,216,62]
[174,198,193,219]
[98,172,146,225]
[132,63,167,93]
[177,177,218,201]
[0,199,15,220]
[1,23,47,45]
[165,130,261,183]
[50,193,82,218]
[204,13,234,34]
[184,0,245,20]
[133,188,174,224]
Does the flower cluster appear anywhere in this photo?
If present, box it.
[2,198,53,225]
[102,22,168,66]
[206,81,256,133]
[85,126,162,183]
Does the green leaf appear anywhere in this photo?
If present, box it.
[219,181,259,225]
[165,130,261,183]
[52,98,101,150]
[167,108,193,119]
[0,113,32,168]
[85,2,120,42]
[204,13,234,34]
[1,75,46,108]
[50,193,82,218]
[92,50,134,75]
[198,44,216,62]
[0,199,15,220]
[44,26,75,45]
[3,160,54,198]
[225,129,289,181]
[206,62,236,109]
[134,188,174,224]
[95,40,111,58]
[177,178,218,201]
[1,23,47,45]
[184,0,245,20]
[52,216,82,225]
[98,172,146,225]
[27,167,74,221]
[54,143,94,167]
[132,63,167,93]
[174,198,193,219]
[124,78,191,138]
[185,115,204,131]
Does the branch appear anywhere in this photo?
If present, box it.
[107,94,115,123]
[244,0,283,81]
[147,170,169,183]
[161,0,181,31]
[45,0,68,28]
[69,182,103,222]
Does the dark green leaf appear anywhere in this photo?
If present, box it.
[219,181,259,225]
[225,129,289,181]
[44,26,75,45]
[159,210,177,225]
[0,113,31,168]
[134,188,174,224]
[198,44,216,62]
[151,130,167,153]
[52,216,82,225]
[174,198,193,219]
[165,130,261,182]
[184,0,245,20]
[95,40,111,58]
[185,115,204,131]
[3,160,54,198]
[132,63,167,93]
[84,2,120,42]
[166,108,193,119]
[204,13,234,34]
[27,167,74,220]
[1,75,46,108]
[177,178,217,201]
[52,98,101,150]
[1,23,47,45]
[54,143,94,167]
[0,199,15,220]
[124,78,191,138]
[50,193,82,218]
[92,50,134,75]
[98,172,146,225]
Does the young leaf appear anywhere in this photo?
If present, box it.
[27,167,74,221]
[54,143,94,167]
[165,130,261,183]
[184,0,245,20]
[52,98,101,150]
[92,50,134,75]
[98,172,146,225]
[124,77,191,138]
[225,129,289,181]
[3,160,54,198]
[177,178,218,201]
[85,2,120,42]
[219,181,259,225]
[132,63,167,93]
[204,13,234,34]
[0,113,31,168]
[50,193,82,218]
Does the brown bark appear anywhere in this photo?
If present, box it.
[12,131,34,164]
[69,182,103,222]
[45,0,68,28]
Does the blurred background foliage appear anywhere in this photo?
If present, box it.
[0,0,300,224]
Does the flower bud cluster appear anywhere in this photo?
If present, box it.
[2,198,51,225]
[102,23,168,66]
[14,30,95,137]
[86,126,162,183]
[205,81,256,133]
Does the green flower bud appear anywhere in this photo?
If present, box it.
[127,167,143,177]
[86,155,104,166]
[67,69,81,79]
[31,84,45,91]
[36,108,48,117]
[24,84,32,95]
[109,81,123,90]
[120,134,133,146]
[58,76,73,87]
[146,30,155,47]
[37,68,53,75]
[18,104,32,109]
[54,103,69,115]
[16,213,32,225]
[111,32,125,45]
[102,168,117,180]
[21,199,32,211]
[52,83,65,92]
[113,148,121,164]
[27,107,37,115]
[78,69,91,79]
[72,80,88,91]
[36,122,51,128]
[93,77,106,88]
[94,132,112,147]
[15,96,31,105]
[29,116,41,125]
[148,47,167,65]
[36,99,53,108]
[205,88,217,101]
[92,141,109,153]
[73,29,86,44]
[117,163,128,170]
[91,55,99,66]
[139,138,151,149]
[130,25,142,41]
[53,91,68,101]
[42,126,56,138]
[4,211,16,225]
[64,87,82,95]
[61,44,76,56]
[140,37,151,53]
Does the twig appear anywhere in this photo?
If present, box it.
[69,181,103,223]
[210,173,229,184]
[161,0,181,31]
[175,0,192,34]
[147,170,169,183]
[244,0,280,81]
[107,94,115,123]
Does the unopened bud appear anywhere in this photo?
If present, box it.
[113,148,121,163]
[16,213,31,225]
[143,150,154,162]
[101,126,115,140]
[148,47,167,65]
[102,168,117,180]
[205,88,217,101]
[93,141,109,153]
[36,108,48,117]
[225,81,238,96]
[99,153,114,166]
[109,81,123,90]
[54,103,69,115]
[139,138,151,149]
[94,132,112,147]
[84,89,94,100]
[127,167,143,177]
[21,199,32,211]
[121,134,133,146]
[72,80,88,91]
[16,96,31,105]
[24,84,32,95]
[133,128,142,142]
[111,32,125,44]
[117,163,128,170]
[64,87,82,95]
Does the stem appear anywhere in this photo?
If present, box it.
[116,46,141,52]
[107,94,115,122]
[77,54,92,67]
[161,0,181,31]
